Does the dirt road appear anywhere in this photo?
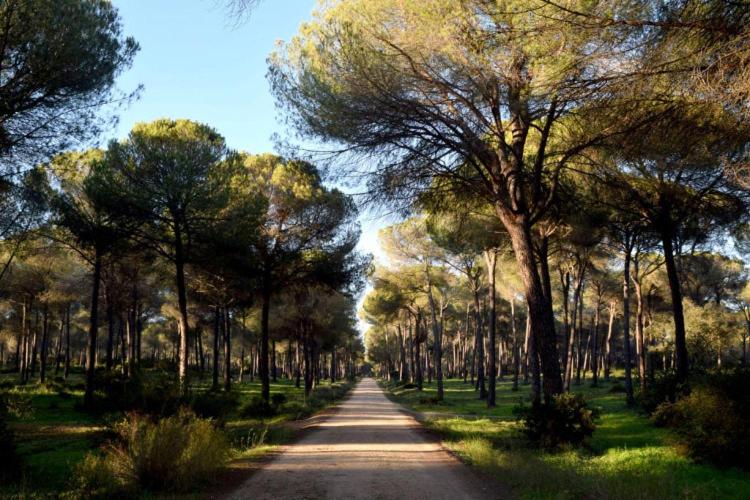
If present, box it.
[227,378,501,500]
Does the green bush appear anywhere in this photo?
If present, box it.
[189,390,239,421]
[84,371,183,416]
[514,393,599,450]
[240,396,276,418]
[638,370,688,414]
[0,396,22,485]
[73,409,229,496]
[418,396,441,405]
[607,381,625,393]
[280,401,312,420]
[651,401,681,428]
[670,387,749,468]
[271,392,287,408]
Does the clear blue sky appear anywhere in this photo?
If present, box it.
[110,0,388,329]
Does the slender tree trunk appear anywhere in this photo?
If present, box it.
[511,299,520,391]
[414,311,423,390]
[527,314,541,402]
[54,310,64,375]
[591,291,601,387]
[661,231,689,385]
[473,289,486,399]
[173,227,190,392]
[39,303,49,383]
[105,294,114,370]
[484,249,498,407]
[260,287,271,403]
[633,267,647,393]
[271,339,277,383]
[84,249,102,407]
[64,304,71,379]
[622,240,635,406]
[224,307,232,392]
[212,306,220,391]
[426,272,443,401]
[604,300,615,380]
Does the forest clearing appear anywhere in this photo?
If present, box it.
[2,0,750,498]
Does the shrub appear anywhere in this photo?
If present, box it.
[638,370,688,414]
[1,392,32,418]
[73,410,229,496]
[234,425,269,450]
[514,393,599,450]
[419,396,440,405]
[0,396,22,485]
[73,453,134,499]
[651,401,681,428]
[271,393,288,408]
[280,401,312,420]
[670,387,749,468]
[607,381,625,393]
[190,390,239,421]
[402,382,417,389]
[240,396,276,418]
[85,371,182,416]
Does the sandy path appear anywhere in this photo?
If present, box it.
[227,378,501,500]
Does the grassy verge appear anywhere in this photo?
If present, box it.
[382,377,750,500]
[1,370,355,497]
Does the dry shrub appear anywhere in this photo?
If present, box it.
[73,409,229,496]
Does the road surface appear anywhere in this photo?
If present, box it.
[228,378,501,500]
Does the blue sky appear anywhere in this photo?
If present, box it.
[110,0,387,328]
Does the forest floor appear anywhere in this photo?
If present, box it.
[382,376,750,500]
[0,368,353,497]
[226,377,502,500]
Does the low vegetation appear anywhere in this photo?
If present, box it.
[0,370,355,497]
[383,377,750,499]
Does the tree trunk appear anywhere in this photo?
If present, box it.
[64,304,71,379]
[39,303,49,383]
[591,290,602,387]
[426,272,443,401]
[212,306,220,390]
[604,300,615,380]
[224,307,232,391]
[622,240,635,406]
[484,249,498,407]
[661,231,689,385]
[633,264,647,393]
[501,213,563,401]
[260,288,271,403]
[84,249,102,407]
[473,290,486,399]
[173,226,190,392]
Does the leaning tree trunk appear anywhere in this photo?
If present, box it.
[84,249,102,408]
[660,230,689,386]
[501,213,563,401]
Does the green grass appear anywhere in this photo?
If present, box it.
[1,369,354,496]
[382,376,750,500]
